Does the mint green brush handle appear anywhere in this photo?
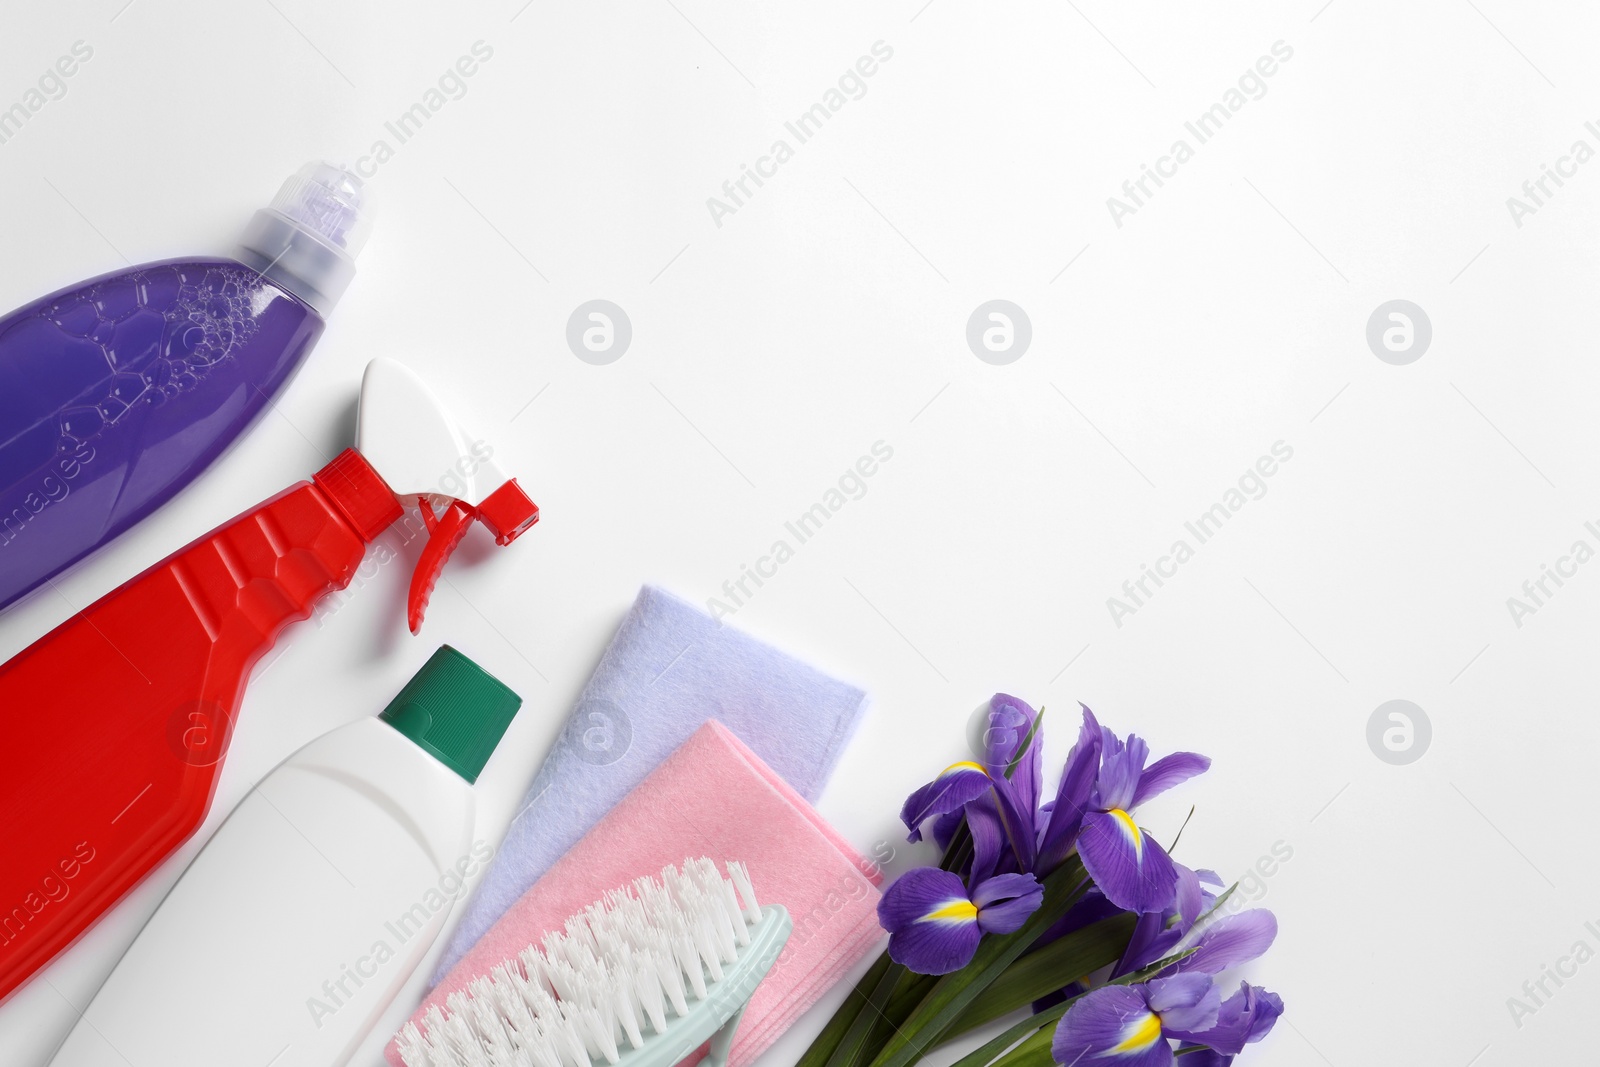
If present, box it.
[634,906,792,1067]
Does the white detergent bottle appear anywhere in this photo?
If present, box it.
[48,645,523,1067]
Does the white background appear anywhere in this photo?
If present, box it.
[0,1,1595,1064]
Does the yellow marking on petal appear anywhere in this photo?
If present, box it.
[940,761,989,778]
[921,899,979,923]
[1108,808,1143,858]
[1110,1011,1163,1054]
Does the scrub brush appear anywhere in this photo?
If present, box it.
[394,858,792,1067]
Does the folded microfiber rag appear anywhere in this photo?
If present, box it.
[390,720,885,1066]
[434,584,870,982]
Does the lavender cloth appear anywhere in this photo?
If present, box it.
[432,585,869,982]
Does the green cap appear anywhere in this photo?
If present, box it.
[379,646,522,783]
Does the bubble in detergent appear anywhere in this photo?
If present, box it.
[43,265,266,447]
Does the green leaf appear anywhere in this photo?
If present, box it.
[939,944,1204,1067]
[825,959,908,1067]
[941,826,974,878]
[882,971,940,1028]
[1165,805,1196,852]
[1110,945,1199,985]
[945,913,1137,1036]
[863,861,1088,1067]
[796,951,893,1067]
[814,957,946,1066]
[985,1025,1057,1067]
[943,997,1077,1067]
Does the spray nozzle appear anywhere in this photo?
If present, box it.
[351,360,539,634]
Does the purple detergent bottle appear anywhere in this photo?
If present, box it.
[0,162,369,611]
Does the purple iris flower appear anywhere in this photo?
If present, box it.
[1163,909,1279,976]
[1116,866,1277,980]
[966,694,1044,879]
[978,693,1045,813]
[1177,982,1284,1059]
[877,867,1044,975]
[901,760,1000,843]
[1042,708,1210,914]
[893,698,1218,985]
[902,694,1043,878]
[1052,976,1282,1066]
[1051,974,1220,1067]
[1035,706,1105,873]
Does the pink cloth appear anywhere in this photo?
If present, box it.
[389,720,884,1066]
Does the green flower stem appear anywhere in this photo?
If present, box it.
[940,824,974,878]
[985,1025,1057,1067]
[944,998,1076,1067]
[863,861,1089,1067]
[853,963,943,1064]
[938,943,1205,1067]
[869,968,942,1058]
[881,972,939,1026]
[800,824,976,1067]
[802,706,1047,1067]
[824,958,909,1067]
[943,913,1137,1038]
[796,953,893,1067]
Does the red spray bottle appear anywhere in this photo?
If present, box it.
[0,359,537,1003]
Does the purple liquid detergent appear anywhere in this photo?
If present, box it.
[0,164,368,611]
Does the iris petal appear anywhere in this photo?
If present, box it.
[878,867,983,974]
[983,693,1043,817]
[1174,863,1204,931]
[924,899,980,922]
[878,867,970,931]
[975,892,1042,935]
[1115,909,1176,979]
[971,871,1041,908]
[885,915,983,975]
[1166,982,1283,1056]
[931,809,964,851]
[1170,910,1278,976]
[978,693,1035,772]
[1077,810,1179,914]
[1130,751,1211,809]
[900,763,993,842]
[1037,707,1103,873]
[1111,1011,1164,1054]
[1172,1050,1231,1067]
[965,796,1007,883]
[1096,731,1148,812]
[1052,985,1173,1067]
[987,772,1039,873]
[972,871,1043,934]
[1146,973,1219,1034]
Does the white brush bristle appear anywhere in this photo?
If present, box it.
[395,858,764,1067]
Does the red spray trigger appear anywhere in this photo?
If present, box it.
[355,359,541,633]
[407,481,539,633]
